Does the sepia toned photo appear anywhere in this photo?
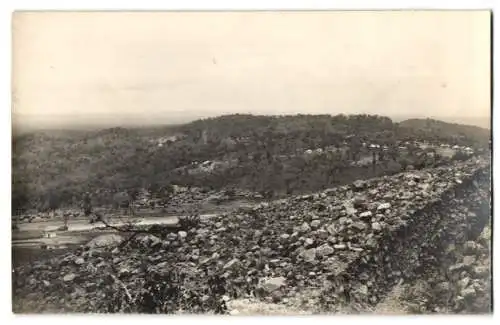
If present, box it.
[11,11,492,315]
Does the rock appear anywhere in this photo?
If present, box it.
[259,276,286,293]
[271,291,284,303]
[138,234,162,248]
[178,231,188,239]
[338,217,349,224]
[463,255,476,266]
[461,286,476,299]
[353,180,366,191]
[43,280,51,287]
[353,196,367,209]
[351,221,367,231]
[436,282,450,292]
[304,238,314,247]
[63,273,76,282]
[223,258,241,270]
[280,234,290,241]
[463,241,478,254]
[166,233,178,241]
[449,263,466,273]
[310,220,321,229]
[316,244,334,257]
[86,234,124,248]
[345,207,358,216]
[358,285,369,296]
[74,257,85,265]
[458,277,470,290]
[371,222,382,231]
[377,203,391,211]
[359,211,372,219]
[333,244,346,250]
[472,265,490,277]
[326,224,337,235]
[299,222,311,233]
[229,309,240,315]
[302,248,317,262]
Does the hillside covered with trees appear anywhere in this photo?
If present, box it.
[11,114,490,214]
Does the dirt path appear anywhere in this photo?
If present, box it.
[12,213,216,247]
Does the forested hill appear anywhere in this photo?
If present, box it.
[397,118,490,145]
[12,114,490,213]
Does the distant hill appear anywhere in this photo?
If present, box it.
[391,115,490,129]
[397,118,490,146]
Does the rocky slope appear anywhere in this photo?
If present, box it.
[12,158,491,314]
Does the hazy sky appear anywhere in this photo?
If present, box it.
[12,11,491,127]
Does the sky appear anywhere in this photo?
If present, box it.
[12,11,491,129]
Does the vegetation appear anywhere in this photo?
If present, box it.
[11,114,490,213]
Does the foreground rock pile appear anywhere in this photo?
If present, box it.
[12,158,490,314]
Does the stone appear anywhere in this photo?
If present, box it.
[436,282,450,292]
[223,258,241,270]
[345,207,358,216]
[353,180,366,190]
[463,241,477,253]
[351,221,367,231]
[473,265,490,277]
[139,234,162,247]
[334,244,346,250]
[300,222,311,233]
[461,286,476,299]
[166,233,178,241]
[358,285,369,296]
[338,217,349,224]
[463,255,476,266]
[310,220,321,229]
[371,222,382,231]
[178,231,188,239]
[304,238,314,247]
[86,234,124,248]
[280,234,290,240]
[74,257,85,265]
[326,224,337,235]
[359,211,373,219]
[259,276,286,293]
[63,273,76,282]
[302,248,317,262]
[377,203,391,211]
[316,244,334,257]
[458,277,470,290]
[449,263,466,273]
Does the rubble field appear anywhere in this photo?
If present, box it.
[12,158,492,314]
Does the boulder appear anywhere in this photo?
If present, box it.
[302,248,317,263]
[258,276,286,293]
[86,234,124,248]
[316,244,334,257]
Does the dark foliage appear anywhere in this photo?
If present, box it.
[11,114,489,211]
